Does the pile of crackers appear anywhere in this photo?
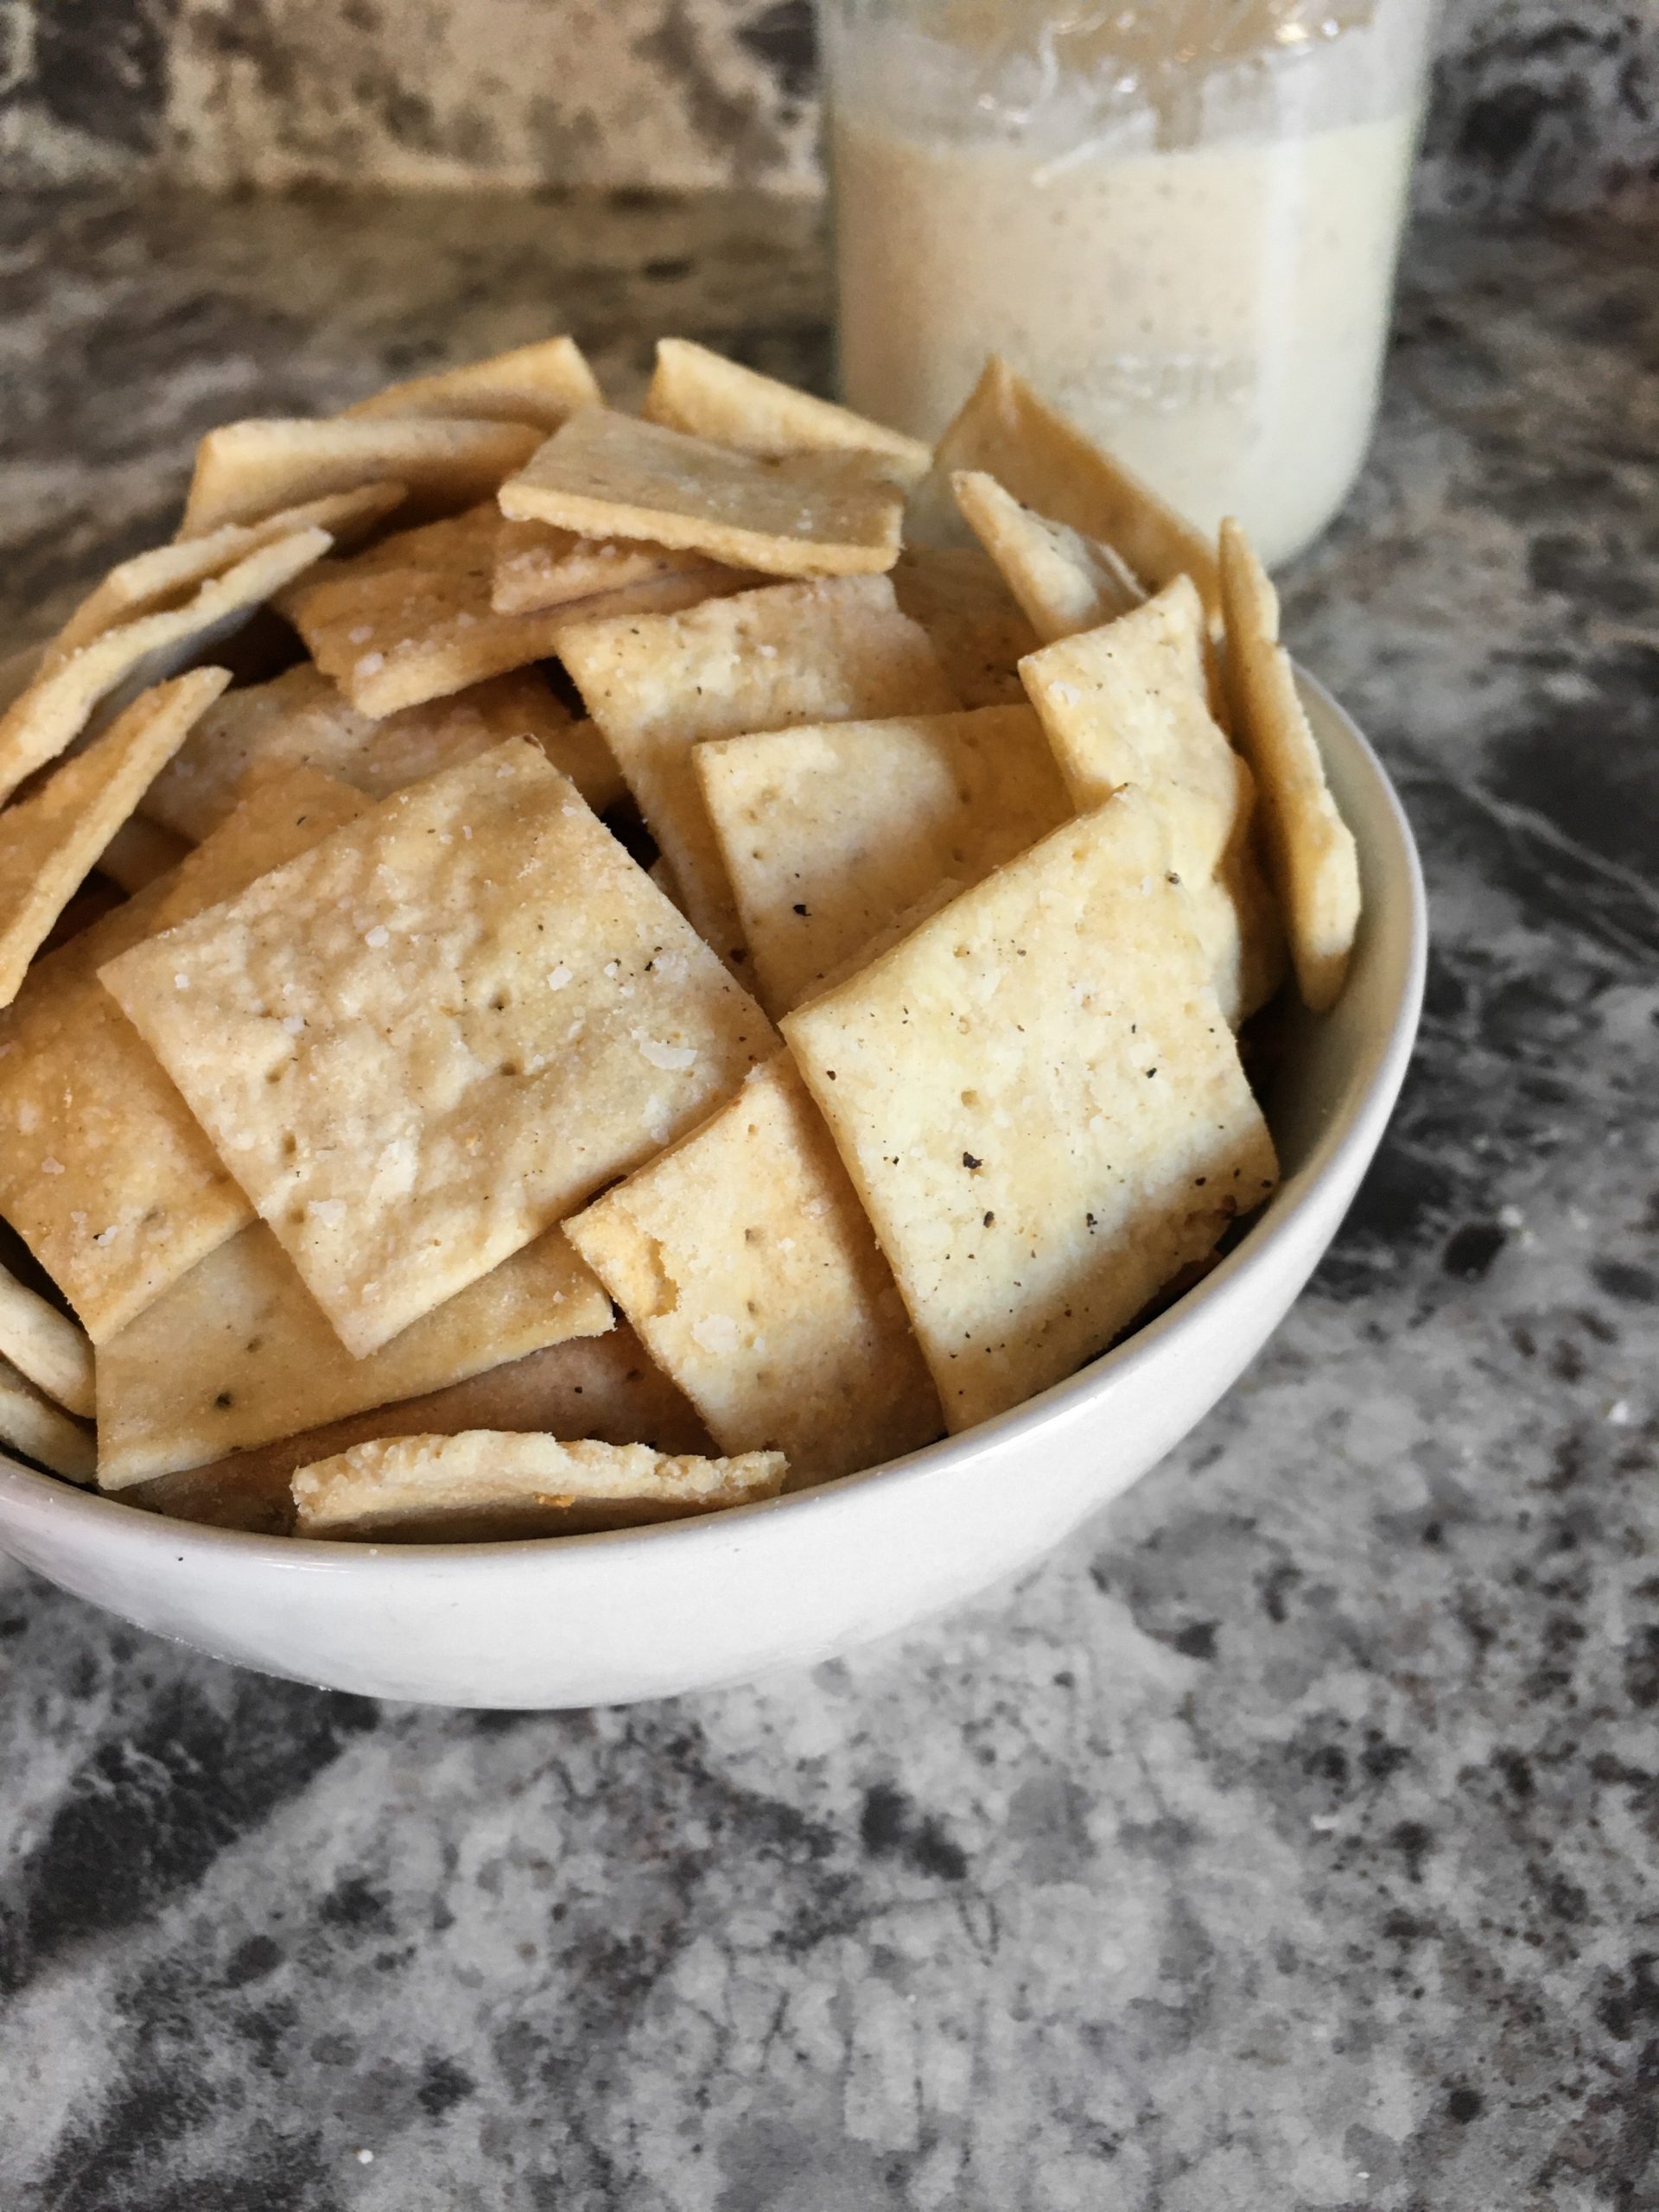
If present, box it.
[0,336,1360,1543]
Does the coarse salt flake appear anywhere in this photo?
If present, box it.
[355,652,386,677]
[365,925,390,948]
[637,1036,696,1071]
[547,964,573,991]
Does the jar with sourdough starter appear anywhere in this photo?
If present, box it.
[819,1,1436,564]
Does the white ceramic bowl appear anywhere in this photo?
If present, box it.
[0,672,1425,1707]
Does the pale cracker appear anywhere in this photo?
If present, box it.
[952,469,1143,641]
[492,515,723,616]
[644,338,931,488]
[696,705,1071,1016]
[0,1261,95,1417]
[41,486,407,674]
[128,1326,715,1535]
[286,507,747,719]
[567,1057,941,1487]
[0,530,329,807]
[97,814,192,893]
[1220,518,1361,1013]
[102,741,775,1356]
[889,543,1040,709]
[95,1220,613,1487]
[0,1353,96,1483]
[912,359,1219,623]
[782,791,1280,1433]
[140,663,618,837]
[559,575,956,965]
[0,766,372,1342]
[179,416,539,536]
[1020,576,1283,1023]
[499,408,905,580]
[290,1432,786,1542]
[341,335,602,431]
[0,667,229,1009]
[283,505,611,716]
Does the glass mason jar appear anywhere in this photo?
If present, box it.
[819,1,1437,564]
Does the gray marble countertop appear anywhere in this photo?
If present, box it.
[0,189,1656,2212]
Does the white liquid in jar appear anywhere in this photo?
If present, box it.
[832,109,1419,565]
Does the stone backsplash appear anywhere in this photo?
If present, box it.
[1,0,1655,210]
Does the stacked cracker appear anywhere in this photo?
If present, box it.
[0,335,1358,1543]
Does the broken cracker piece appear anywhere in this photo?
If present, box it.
[129,1326,715,1535]
[290,1431,786,1541]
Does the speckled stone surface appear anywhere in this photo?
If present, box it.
[0,190,1656,2209]
[3,0,1656,211]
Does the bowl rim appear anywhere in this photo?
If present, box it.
[0,665,1427,1575]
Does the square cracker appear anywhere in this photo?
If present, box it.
[912,359,1219,624]
[889,544,1039,709]
[95,1219,613,1487]
[0,1352,96,1483]
[782,791,1279,1433]
[129,1326,716,1535]
[289,1432,786,1542]
[340,335,602,431]
[952,469,1143,642]
[179,416,540,537]
[559,575,956,965]
[102,740,775,1357]
[0,529,329,807]
[567,1056,942,1488]
[140,663,620,836]
[499,408,905,580]
[42,486,407,675]
[286,505,744,720]
[0,667,229,1009]
[696,705,1072,1016]
[0,766,372,1342]
[492,516,725,616]
[1020,576,1283,1024]
[1220,518,1361,1013]
[644,339,931,489]
[0,1260,94,1417]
